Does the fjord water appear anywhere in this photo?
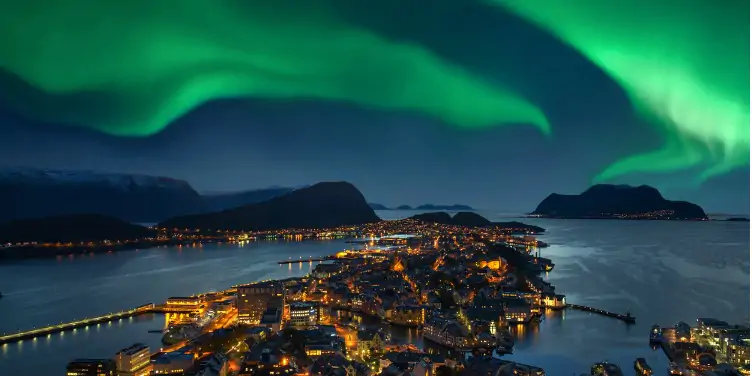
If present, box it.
[0,212,748,375]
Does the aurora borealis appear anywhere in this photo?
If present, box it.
[0,0,748,208]
[0,0,548,136]
[490,0,750,184]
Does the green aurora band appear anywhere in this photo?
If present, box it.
[0,0,548,136]
[491,0,750,182]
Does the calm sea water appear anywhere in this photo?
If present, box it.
[0,211,748,375]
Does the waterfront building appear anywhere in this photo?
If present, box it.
[66,359,117,376]
[503,298,533,324]
[698,318,731,336]
[152,352,194,375]
[236,282,284,325]
[113,343,151,376]
[423,317,471,349]
[541,293,566,309]
[675,321,692,342]
[389,305,424,327]
[722,335,750,367]
[289,301,318,326]
[165,296,202,311]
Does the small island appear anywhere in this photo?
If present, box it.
[409,211,545,234]
[369,203,475,211]
[532,184,708,220]
[725,217,750,222]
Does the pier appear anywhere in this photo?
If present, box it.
[277,257,328,264]
[566,304,636,324]
[0,303,156,345]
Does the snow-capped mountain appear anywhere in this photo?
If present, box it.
[0,168,206,223]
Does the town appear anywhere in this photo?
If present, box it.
[9,218,744,376]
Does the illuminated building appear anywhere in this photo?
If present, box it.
[305,344,338,358]
[289,302,318,326]
[165,296,202,312]
[236,282,284,325]
[675,321,692,342]
[503,298,533,324]
[389,305,424,327]
[423,317,470,349]
[357,329,386,357]
[66,359,117,376]
[152,352,194,375]
[541,293,566,309]
[113,343,151,376]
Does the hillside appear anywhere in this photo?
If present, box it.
[160,182,381,231]
[0,214,153,244]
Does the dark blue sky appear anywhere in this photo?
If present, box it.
[0,1,748,213]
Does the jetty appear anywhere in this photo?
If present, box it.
[566,304,636,324]
[277,257,328,264]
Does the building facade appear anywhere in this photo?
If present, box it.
[113,343,151,376]
[66,359,117,376]
[237,282,284,325]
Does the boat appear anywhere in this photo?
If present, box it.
[591,362,624,376]
[668,362,682,375]
[649,324,663,343]
[634,358,653,375]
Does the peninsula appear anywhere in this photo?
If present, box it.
[532,184,708,220]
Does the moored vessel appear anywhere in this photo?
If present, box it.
[591,362,623,376]
[649,324,663,343]
[633,357,652,375]
[668,362,682,375]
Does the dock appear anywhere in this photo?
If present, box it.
[0,303,156,345]
[277,257,328,264]
[566,304,636,324]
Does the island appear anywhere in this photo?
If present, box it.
[368,203,391,210]
[532,184,708,220]
[369,203,475,211]
[159,181,381,231]
[410,212,545,234]
[725,217,750,222]
[415,204,474,211]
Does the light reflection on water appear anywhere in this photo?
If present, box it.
[0,216,748,375]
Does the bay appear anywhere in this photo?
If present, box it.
[0,211,748,375]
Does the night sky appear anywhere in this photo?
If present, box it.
[0,0,748,213]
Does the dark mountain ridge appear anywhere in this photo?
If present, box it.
[203,187,297,212]
[533,184,707,220]
[0,214,153,244]
[0,168,304,223]
[160,181,380,231]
